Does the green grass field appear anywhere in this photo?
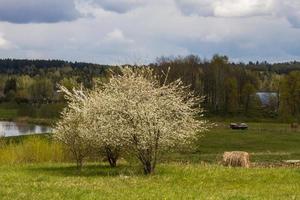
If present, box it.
[166,122,300,164]
[1,122,300,199]
[0,107,18,119]
[0,163,299,200]
[0,102,63,125]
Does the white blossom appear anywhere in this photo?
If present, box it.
[54,67,209,173]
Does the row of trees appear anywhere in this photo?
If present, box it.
[0,59,108,103]
[153,55,300,119]
[154,55,264,115]
[1,56,300,119]
[0,75,80,103]
[54,67,208,174]
[279,71,300,118]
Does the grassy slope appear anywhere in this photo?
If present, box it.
[167,123,300,163]
[0,163,300,200]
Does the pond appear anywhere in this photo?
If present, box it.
[0,121,52,137]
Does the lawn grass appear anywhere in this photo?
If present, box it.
[0,163,299,200]
[165,122,300,163]
[1,122,300,199]
[0,102,63,125]
[0,108,18,119]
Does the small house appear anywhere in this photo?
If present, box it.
[256,92,278,107]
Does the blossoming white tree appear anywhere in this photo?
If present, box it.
[54,67,208,174]
[82,87,126,167]
[96,67,208,174]
[53,86,92,169]
[55,85,124,168]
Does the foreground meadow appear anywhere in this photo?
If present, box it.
[1,122,300,199]
[0,163,300,200]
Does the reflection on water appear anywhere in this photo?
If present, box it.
[0,121,52,137]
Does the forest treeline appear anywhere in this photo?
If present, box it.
[0,56,300,120]
[0,59,108,103]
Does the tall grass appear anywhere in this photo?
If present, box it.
[0,136,71,165]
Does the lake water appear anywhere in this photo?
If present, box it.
[0,121,52,137]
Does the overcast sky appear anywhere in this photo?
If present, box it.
[0,0,300,64]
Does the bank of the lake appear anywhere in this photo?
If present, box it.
[0,121,52,137]
[0,102,63,126]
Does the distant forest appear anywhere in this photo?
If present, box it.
[0,56,300,120]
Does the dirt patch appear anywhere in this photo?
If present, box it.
[252,162,300,168]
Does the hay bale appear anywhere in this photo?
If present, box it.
[222,151,250,168]
[291,123,299,129]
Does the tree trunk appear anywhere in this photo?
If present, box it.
[107,155,117,168]
[139,151,157,175]
[143,161,154,174]
[105,147,118,168]
[72,149,84,170]
[76,157,83,170]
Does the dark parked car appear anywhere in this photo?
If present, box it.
[230,123,248,130]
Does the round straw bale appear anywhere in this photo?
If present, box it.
[222,151,250,168]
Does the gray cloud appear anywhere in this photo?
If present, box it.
[0,0,300,64]
[174,0,300,28]
[174,0,274,17]
[174,0,214,16]
[276,1,300,28]
[90,0,145,13]
[0,0,80,23]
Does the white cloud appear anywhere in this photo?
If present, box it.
[213,0,274,17]
[0,36,7,47]
[0,33,14,49]
[103,29,134,44]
